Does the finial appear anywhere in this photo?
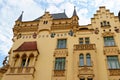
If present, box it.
[64,9,65,13]
[45,8,46,13]
[74,6,76,9]
[22,11,24,14]
[72,6,77,16]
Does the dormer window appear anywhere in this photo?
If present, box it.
[103,21,107,26]
[43,21,48,24]
[100,21,110,27]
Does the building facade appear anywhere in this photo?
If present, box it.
[1,6,120,80]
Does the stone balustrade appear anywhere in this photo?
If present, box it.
[74,44,96,50]
[53,70,65,77]
[54,48,68,57]
[109,69,120,76]
[7,67,35,75]
[104,46,119,55]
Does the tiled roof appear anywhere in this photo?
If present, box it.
[51,13,68,19]
[34,12,68,21]
[14,41,37,52]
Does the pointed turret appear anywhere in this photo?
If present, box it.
[72,6,79,20]
[16,11,24,21]
[73,6,77,16]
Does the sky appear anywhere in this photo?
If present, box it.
[0,0,120,67]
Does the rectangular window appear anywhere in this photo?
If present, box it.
[57,39,67,49]
[79,38,83,44]
[85,37,90,44]
[107,56,120,69]
[80,78,85,80]
[87,78,93,80]
[104,36,115,46]
[55,58,66,70]
[79,37,90,44]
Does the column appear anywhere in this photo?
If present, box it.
[25,56,29,67]
[18,57,22,67]
[32,56,36,66]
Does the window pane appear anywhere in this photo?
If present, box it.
[79,38,83,44]
[55,58,65,70]
[21,59,26,67]
[80,78,85,80]
[85,37,90,44]
[86,54,91,66]
[104,36,115,46]
[107,56,120,69]
[57,39,66,48]
[87,78,93,80]
[79,54,84,66]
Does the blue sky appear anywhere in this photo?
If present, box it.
[0,0,120,67]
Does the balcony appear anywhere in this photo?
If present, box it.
[74,44,96,50]
[78,66,94,77]
[54,48,68,57]
[53,70,65,77]
[109,69,120,76]
[104,46,119,55]
[7,67,35,75]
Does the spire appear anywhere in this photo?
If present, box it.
[73,6,77,16]
[17,11,24,21]
[45,8,46,13]
[64,9,65,13]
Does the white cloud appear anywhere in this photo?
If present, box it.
[47,4,62,13]
[60,2,74,17]
[46,0,64,4]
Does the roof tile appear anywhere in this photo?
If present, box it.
[14,41,37,52]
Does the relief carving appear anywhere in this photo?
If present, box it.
[102,32,114,36]
[78,66,94,75]
[104,47,119,55]
[54,49,68,57]
[109,69,120,76]
[54,70,65,77]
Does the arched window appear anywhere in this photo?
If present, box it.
[21,54,27,67]
[86,53,91,66]
[14,54,20,67]
[79,54,84,66]
[27,54,34,67]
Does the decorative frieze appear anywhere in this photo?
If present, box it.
[109,69,120,76]
[51,24,72,30]
[104,46,119,55]
[54,49,68,57]
[102,32,114,36]
[7,67,35,75]
[53,70,65,77]
[74,44,96,50]
[78,66,94,75]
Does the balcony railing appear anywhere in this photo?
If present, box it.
[54,48,68,57]
[109,69,120,76]
[74,44,96,50]
[7,67,35,75]
[53,70,65,77]
[104,46,119,55]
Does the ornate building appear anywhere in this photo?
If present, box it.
[0,6,120,80]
